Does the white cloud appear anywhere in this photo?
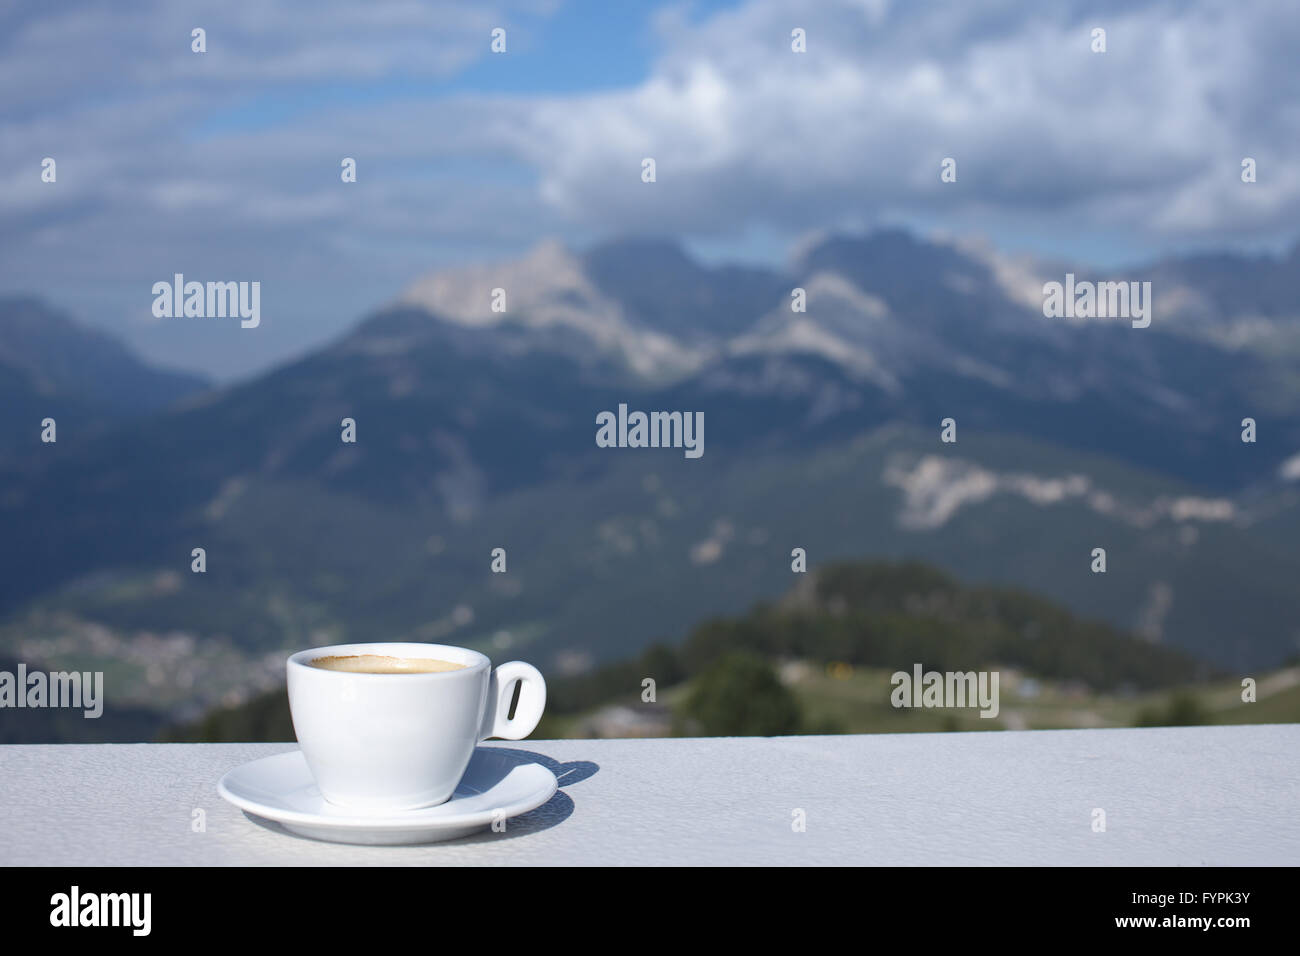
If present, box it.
[519,0,1300,241]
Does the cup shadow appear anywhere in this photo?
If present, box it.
[453,746,599,846]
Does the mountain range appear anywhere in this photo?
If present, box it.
[3,229,1300,732]
[0,297,206,460]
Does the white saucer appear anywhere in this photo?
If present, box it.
[218,748,558,845]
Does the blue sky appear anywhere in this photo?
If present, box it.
[191,2,739,136]
[2,0,1297,379]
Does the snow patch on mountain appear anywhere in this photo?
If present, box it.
[947,236,1050,314]
[1277,451,1300,481]
[400,240,703,379]
[883,455,1237,531]
[729,271,900,391]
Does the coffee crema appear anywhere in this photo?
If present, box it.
[307,654,466,674]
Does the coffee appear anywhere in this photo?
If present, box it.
[307,654,466,674]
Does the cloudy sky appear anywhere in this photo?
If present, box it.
[2,0,1296,379]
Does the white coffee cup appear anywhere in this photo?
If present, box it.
[287,642,546,811]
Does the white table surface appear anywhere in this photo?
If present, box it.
[1,725,1296,865]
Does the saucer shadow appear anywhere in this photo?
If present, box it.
[242,746,598,848]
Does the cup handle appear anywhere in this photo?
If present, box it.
[480,661,547,740]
